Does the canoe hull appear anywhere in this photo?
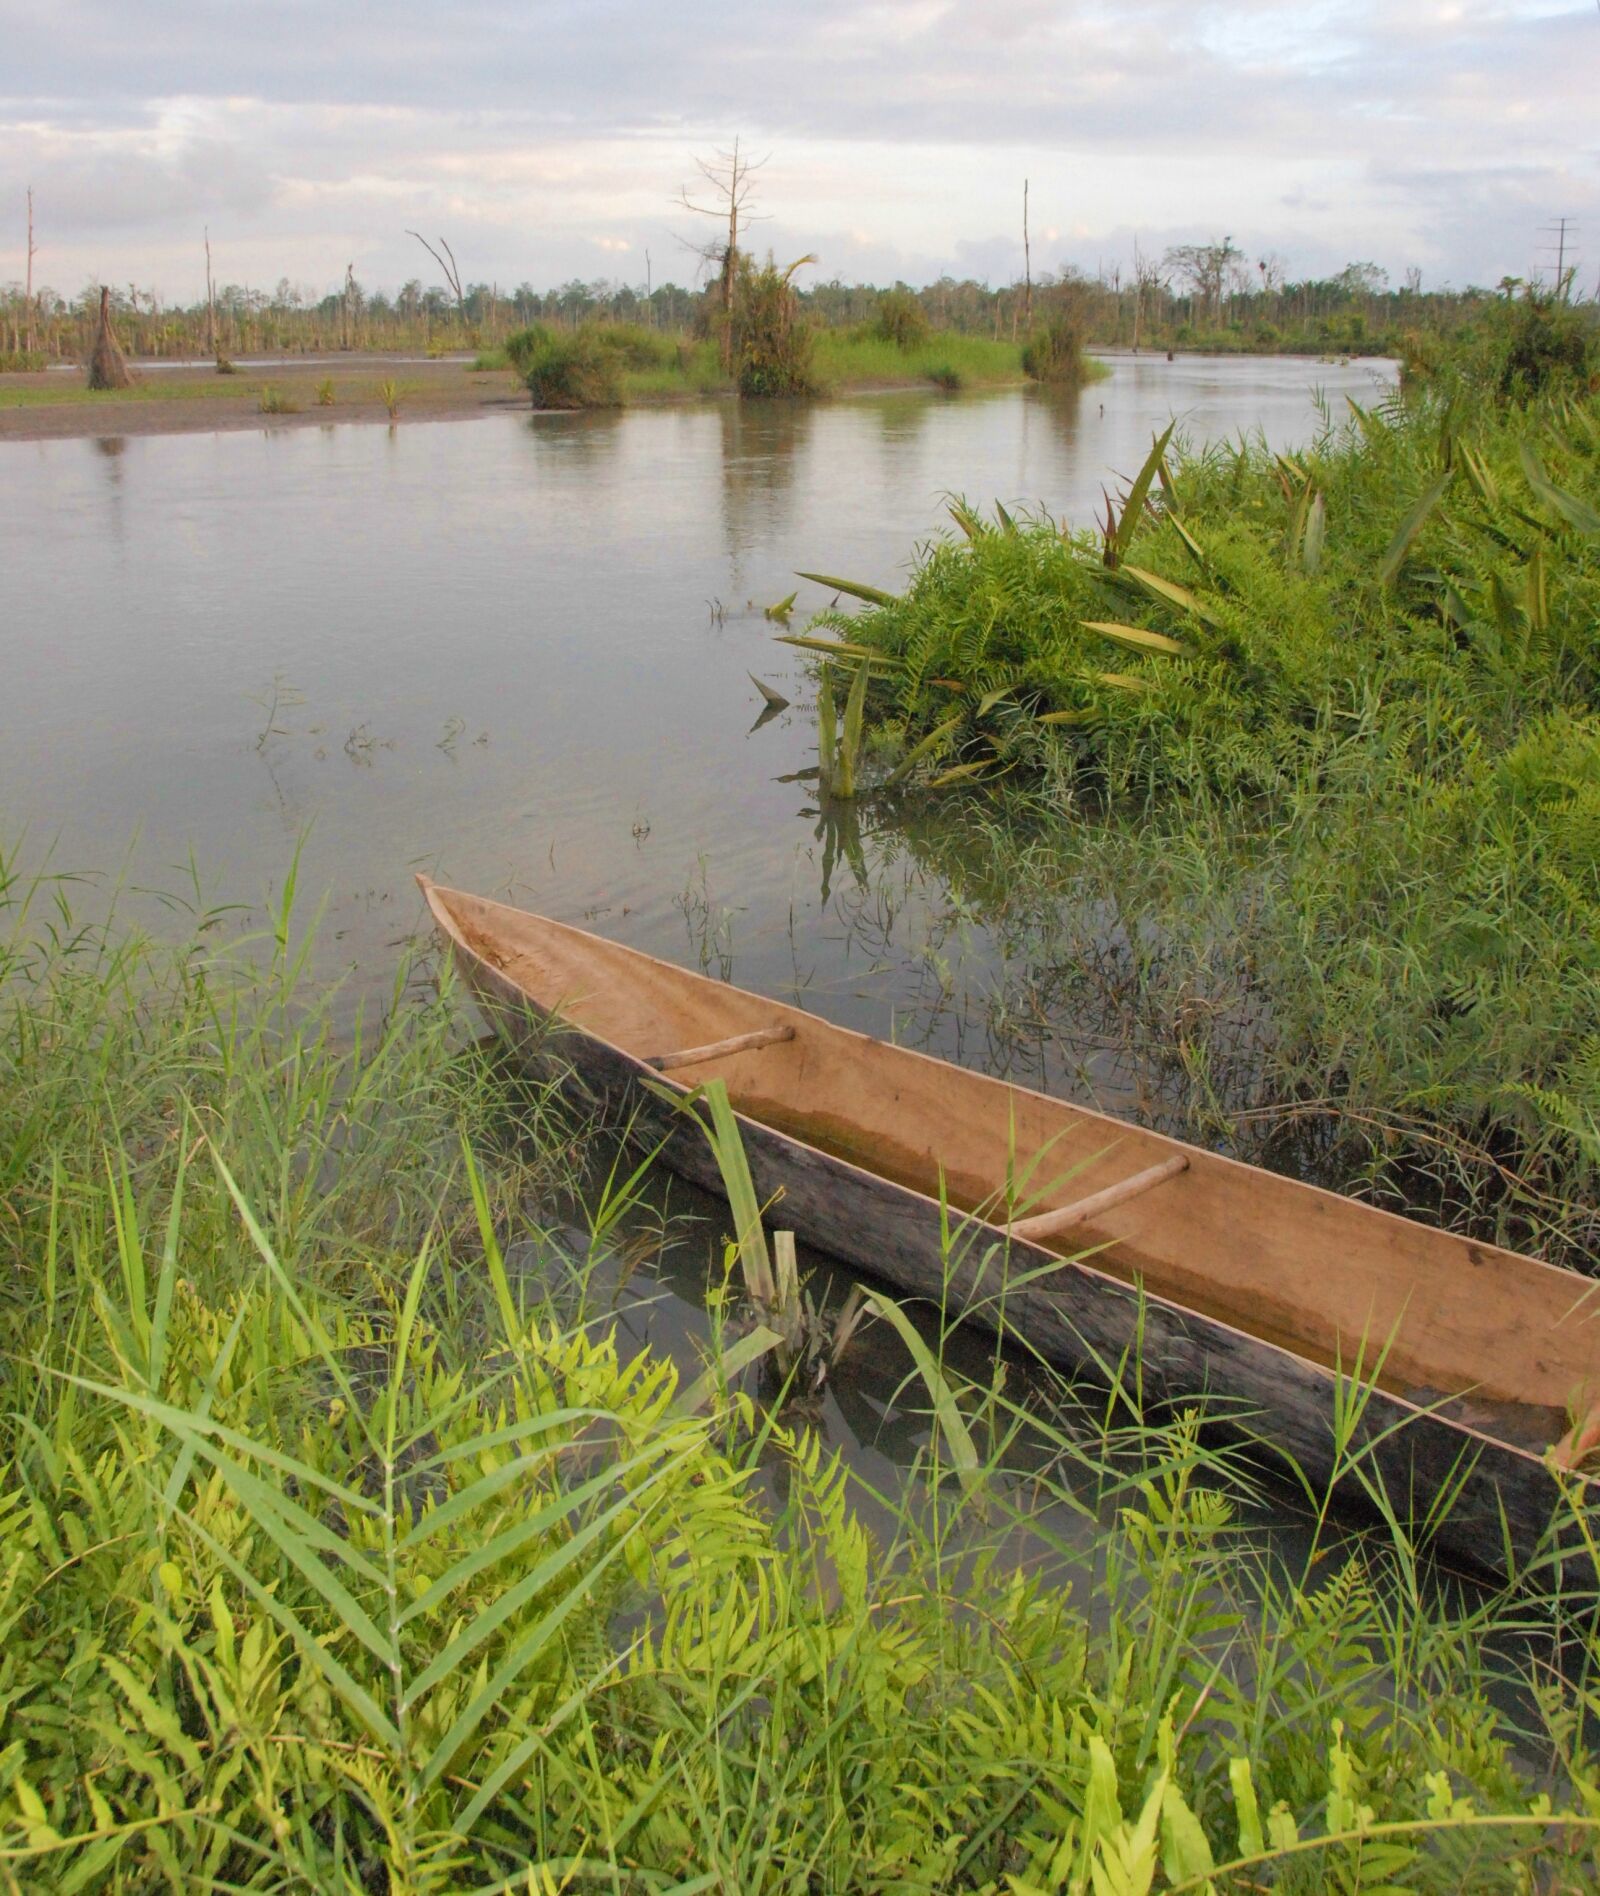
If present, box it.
[438,899,1591,1587]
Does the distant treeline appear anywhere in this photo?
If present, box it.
[0,250,1534,366]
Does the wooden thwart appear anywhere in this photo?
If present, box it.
[1007,1154,1190,1245]
[648,1024,796,1072]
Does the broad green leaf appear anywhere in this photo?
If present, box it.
[1082,620,1189,656]
[1119,565,1220,626]
[1377,468,1452,587]
[677,1324,784,1414]
[1459,441,1499,509]
[1167,512,1209,566]
[1518,443,1600,536]
[883,714,964,787]
[1302,490,1326,575]
[927,759,994,786]
[836,658,870,799]
[1112,422,1177,564]
[863,1292,980,1496]
[1229,1757,1265,1857]
[775,634,889,663]
[794,570,899,607]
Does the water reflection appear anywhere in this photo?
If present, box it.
[0,357,1394,1070]
[716,397,815,585]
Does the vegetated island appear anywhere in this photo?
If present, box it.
[3,243,1481,442]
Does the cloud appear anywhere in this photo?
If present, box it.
[1,0,1596,297]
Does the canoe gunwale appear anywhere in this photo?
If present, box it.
[420,877,1598,1582]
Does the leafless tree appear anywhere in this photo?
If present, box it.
[679,137,767,371]
[407,230,466,324]
[24,187,37,353]
[204,227,217,356]
[341,264,359,350]
[1130,239,1166,353]
[1022,179,1033,335]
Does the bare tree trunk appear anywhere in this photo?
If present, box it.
[204,228,216,356]
[87,285,134,389]
[1022,179,1032,334]
[679,137,763,374]
[25,188,37,354]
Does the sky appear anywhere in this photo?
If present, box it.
[3,0,1598,306]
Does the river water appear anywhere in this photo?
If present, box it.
[1,356,1392,1068]
[3,354,1444,1564]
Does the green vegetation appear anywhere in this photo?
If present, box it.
[496,314,1033,409]
[256,384,299,415]
[1022,312,1092,385]
[5,855,1600,1888]
[731,253,818,398]
[812,328,1034,394]
[790,297,1600,1258]
[506,324,625,409]
[873,284,931,350]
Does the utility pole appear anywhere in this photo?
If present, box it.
[1538,217,1578,297]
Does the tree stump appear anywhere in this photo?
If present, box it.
[87,285,135,390]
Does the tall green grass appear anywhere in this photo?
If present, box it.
[5,853,1600,1888]
[812,328,1036,393]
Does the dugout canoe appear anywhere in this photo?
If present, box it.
[420,877,1600,1580]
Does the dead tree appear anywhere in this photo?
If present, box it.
[25,188,37,353]
[679,138,767,372]
[407,230,466,326]
[87,285,134,389]
[204,227,217,356]
[1022,179,1033,335]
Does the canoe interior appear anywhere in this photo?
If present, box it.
[429,883,1600,1460]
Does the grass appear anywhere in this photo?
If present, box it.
[6,852,1600,1886]
[812,328,1039,393]
[784,297,1600,1261]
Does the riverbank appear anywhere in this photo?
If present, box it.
[0,333,1066,442]
[0,355,528,441]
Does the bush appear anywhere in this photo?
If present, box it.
[594,321,676,371]
[0,348,44,373]
[513,326,625,409]
[1495,292,1599,404]
[1021,312,1088,384]
[503,323,555,374]
[733,253,817,398]
[873,286,929,351]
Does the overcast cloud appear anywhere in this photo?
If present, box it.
[2,0,1597,302]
